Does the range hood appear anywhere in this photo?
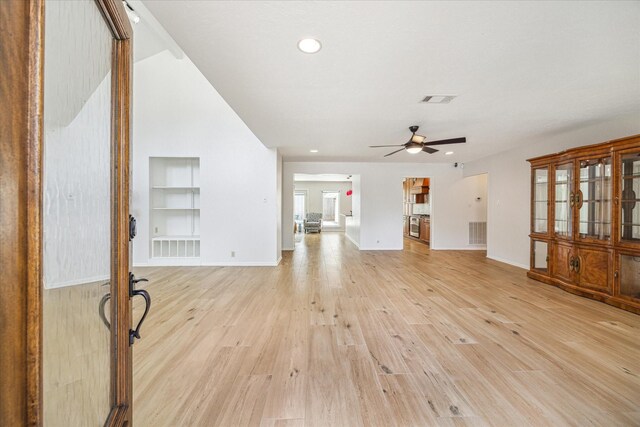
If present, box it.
[410,178,430,195]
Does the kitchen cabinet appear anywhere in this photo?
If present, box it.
[402,179,412,214]
[419,217,430,243]
[527,134,640,314]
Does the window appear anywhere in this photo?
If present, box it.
[294,191,306,221]
[322,191,340,223]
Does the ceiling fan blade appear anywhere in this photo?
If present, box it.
[424,137,466,146]
[384,148,405,157]
[369,144,405,148]
[422,146,439,154]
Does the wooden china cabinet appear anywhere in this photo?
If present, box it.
[528,134,640,314]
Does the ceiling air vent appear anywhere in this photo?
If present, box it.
[421,95,456,104]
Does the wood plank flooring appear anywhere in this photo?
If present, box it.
[133,233,640,426]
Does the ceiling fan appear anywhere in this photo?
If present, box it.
[369,126,466,157]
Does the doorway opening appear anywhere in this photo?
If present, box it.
[322,191,340,225]
[403,177,431,248]
[294,190,307,233]
[292,173,356,247]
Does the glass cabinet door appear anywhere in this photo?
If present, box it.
[577,158,612,240]
[555,163,573,238]
[43,1,114,425]
[533,167,549,234]
[621,152,640,242]
[532,240,549,273]
[619,254,640,299]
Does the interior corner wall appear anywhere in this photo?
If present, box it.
[463,113,640,269]
[276,151,283,262]
[348,174,361,246]
[282,162,480,251]
[131,50,279,266]
[467,173,488,223]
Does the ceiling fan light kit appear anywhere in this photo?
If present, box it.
[369,125,467,157]
[406,143,423,154]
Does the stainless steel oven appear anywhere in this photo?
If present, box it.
[410,216,420,237]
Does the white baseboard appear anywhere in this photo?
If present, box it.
[359,246,403,251]
[344,233,360,248]
[486,255,528,270]
[282,247,295,251]
[200,260,280,267]
[132,263,149,267]
[430,246,487,251]
[276,256,282,266]
[135,259,281,267]
[135,258,202,267]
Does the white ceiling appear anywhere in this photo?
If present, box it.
[294,173,352,182]
[129,0,184,62]
[143,1,640,163]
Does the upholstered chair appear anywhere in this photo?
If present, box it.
[304,212,323,233]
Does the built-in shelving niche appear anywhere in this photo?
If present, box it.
[149,157,200,259]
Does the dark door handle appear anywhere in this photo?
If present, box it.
[129,215,137,240]
[130,288,151,345]
[129,273,151,345]
[99,293,111,330]
[129,272,148,295]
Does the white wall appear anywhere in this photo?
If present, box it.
[283,162,481,251]
[294,181,353,223]
[132,50,280,266]
[464,113,640,268]
[461,173,488,223]
[346,175,361,246]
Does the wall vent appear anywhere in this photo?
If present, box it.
[421,95,457,104]
[469,222,487,245]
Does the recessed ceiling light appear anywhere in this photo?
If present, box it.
[445,151,454,155]
[310,149,319,153]
[298,38,322,54]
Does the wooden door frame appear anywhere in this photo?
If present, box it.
[0,0,133,425]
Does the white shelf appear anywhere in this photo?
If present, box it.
[151,237,200,258]
[150,157,200,259]
[152,186,200,190]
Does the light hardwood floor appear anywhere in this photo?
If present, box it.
[133,233,640,426]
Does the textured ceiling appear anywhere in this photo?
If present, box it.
[143,1,640,163]
[295,174,352,182]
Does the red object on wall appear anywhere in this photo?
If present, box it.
[346,190,353,196]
